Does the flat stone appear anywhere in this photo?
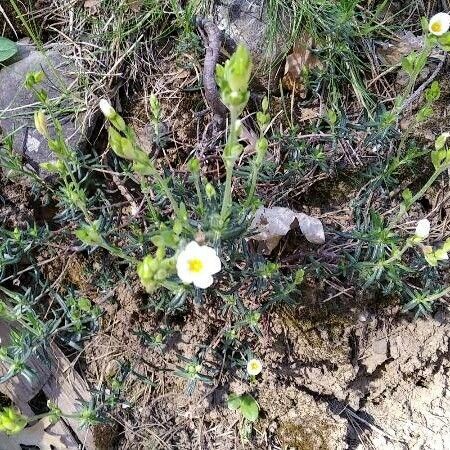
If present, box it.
[0,45,84,173]
[213,0,291,90]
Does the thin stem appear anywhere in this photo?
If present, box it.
[220,108,239,222]
[150,169,179,215]
[390,163,450,228]
[193,174,204,211]
[382,242,412,266]
[220,166,234,221]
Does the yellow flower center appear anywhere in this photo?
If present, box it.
[188,258,203,273]
[250,362,259,371]
[431,22,442,33]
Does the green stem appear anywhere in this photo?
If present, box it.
[153,171,179,215]
[193,174,204,211]
[220,108,239,222]
[247,163,259,201]
[382,241,412,266]
[390,163,450,228]
[221,165,234,221]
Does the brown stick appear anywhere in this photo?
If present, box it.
[196,17,227,129]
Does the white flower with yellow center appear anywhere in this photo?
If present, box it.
[415,218,430,239]
[429,12,450,36]
[246,358,263,376]
[176,241,221,289]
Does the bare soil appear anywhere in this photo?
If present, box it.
[1,2,450,449]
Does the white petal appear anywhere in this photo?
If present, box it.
[415,219,430,239]
[177,262,195,284]
[99,99,115,118]
[198,246,222,274]
[193,274,214,289]
[184,241,201,254]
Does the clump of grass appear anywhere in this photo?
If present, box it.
[266,0,386,110]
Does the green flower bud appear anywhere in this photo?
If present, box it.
[48,138,72,159]
[137,255,155,281]
[173,220,183,235]
[187,157,201,174]
[154,268,168,281]
[100,100,126,131]
[256,111,270,130]
[40,160,66,174]
[150,94,161,120]
[255,137,268,161]
[205,183,216,200]
[223,44,252,93]
[223,143,243,164]
[75,221,104,246]
[0,407,27,435]
[34,110,48,137]
[156,246,166,260]
[24,71,44,89]
[132,159,154,176]
[262,96,269,113]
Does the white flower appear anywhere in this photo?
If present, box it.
[99,99,115,118]
[415,219,430,239]
[247,358,263,376]
[176,241,221,289]
[429,12,450,36]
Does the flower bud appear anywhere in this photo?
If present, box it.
[75,222,104,246]
[187,157,200,174]
[48,138,72,159]
[255,137,268,160]
[99,99,116,119]
[34,110,48,137]
[205,183,216,200]
[233,119,243,136]
[0,407,27,435]
[40,160,66,174]
[24,71,44,89]
[223,143,243,164]
[150,94,161,119]
[224,44,252,93]
[415,219,430,239]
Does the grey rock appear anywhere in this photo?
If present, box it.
[0,46,84,173]
[213,0,291,90]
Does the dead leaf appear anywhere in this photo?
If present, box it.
[250,206,325,254]
[282,33,323,97]
[377,32,424,66]
[0,417,65,450]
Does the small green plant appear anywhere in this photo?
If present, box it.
[0,399,102,436]
[227,393,260,422]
